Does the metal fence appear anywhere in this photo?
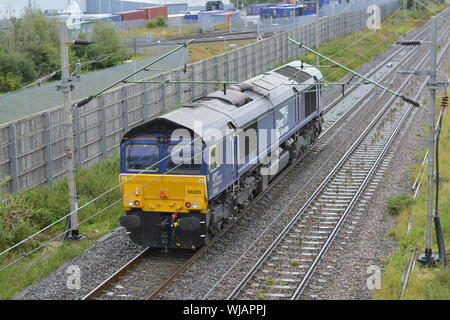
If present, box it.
[121,0,395,56]
[114,19,147,31]
[0,0,400,193]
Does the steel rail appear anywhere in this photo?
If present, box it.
[226,29,449,300]
[318,26,431,140]
[80,13,449,301]
[321,20,435,114]
[81,248,150,300]
[147,16,449,301]
[291,68,432,299]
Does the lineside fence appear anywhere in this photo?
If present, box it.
[0,0,400,194]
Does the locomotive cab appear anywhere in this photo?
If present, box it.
[119,119,211,250]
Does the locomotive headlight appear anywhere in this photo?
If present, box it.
[128,200,134,206]
[192,202,198,209]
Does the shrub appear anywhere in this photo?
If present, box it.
[156,16,166,28]
[0,155,121,252]
[74,21,131,69]
[146,20,157,29]
[387,195,416,215]
[0,73,23,92]
[0,51,37,90]
[0,10,131,94]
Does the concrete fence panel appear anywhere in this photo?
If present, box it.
[0,0,400,193]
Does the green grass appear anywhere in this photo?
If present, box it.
[119,25,200,38]
[1,4,448,300]
[290,261,300,267]
[0,155,123,299]
[272,3,448,84]
[387,195,416,216]
[374,93,450,300]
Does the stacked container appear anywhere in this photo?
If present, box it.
[116,10,147,21]
[137,6,169,20]
[212,11,238,23]
[184,12,199,20]
[246,4,273,16]
[260,4,304,18]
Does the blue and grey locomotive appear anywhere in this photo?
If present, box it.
[119,61,323,250]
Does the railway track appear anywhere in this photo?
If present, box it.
[82,248,192,300]
[81,10,449,300]
[225,25,449,300]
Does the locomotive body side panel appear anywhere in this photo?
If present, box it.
[119,61,324,249]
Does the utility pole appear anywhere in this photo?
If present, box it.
[315,0,320,65]
[418,16,439,265]
[59,20,82,241]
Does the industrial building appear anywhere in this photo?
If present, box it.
[0,0,232,19]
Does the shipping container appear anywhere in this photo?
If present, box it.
[110,14,122,22]
[184,12,199,20]
[246,4,278,16]
[212,13,227,23]
[116,10,147,21]
[197,10,219,22]
[138,6,168,20]
[260,5,303,18]
[303,0,328,14]
[208,11,239,23]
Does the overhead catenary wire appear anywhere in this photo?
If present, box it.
[208,31,450,300]
[0,42,194,257]
[0,1,419,266]
[0,54,324,267]
[73,39,194,109]
[0,52,127,104]
[316,2,405,66]
[0,13,438,236]
[0,18,428,258]
[288,38,421,106]
[414,0,450,25]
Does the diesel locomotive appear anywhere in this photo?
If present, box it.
[119,61,323,250]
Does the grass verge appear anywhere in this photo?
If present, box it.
[373,91,449,300]
[0,155,123,299]
[188,40,256,63]
[299,3,449,83]
[120,25,200,38]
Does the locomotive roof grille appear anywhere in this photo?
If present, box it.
[274,65,312,83]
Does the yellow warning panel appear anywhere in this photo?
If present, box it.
[120,174,208,213]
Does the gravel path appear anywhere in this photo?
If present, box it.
[304,42,450,300]
[157,18,442,300]
[303,98,428,300]
[14,228,143,300]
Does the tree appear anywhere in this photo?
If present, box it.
[8,9,60,76]
[73,21,130,70]
[0,51,37,84]
[0,10,131,93]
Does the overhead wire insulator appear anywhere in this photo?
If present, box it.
[74,95,94,108]
[73,40,93,46]
[396,40,422,46]
[401,95,421,107]
[441,96,448,108]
